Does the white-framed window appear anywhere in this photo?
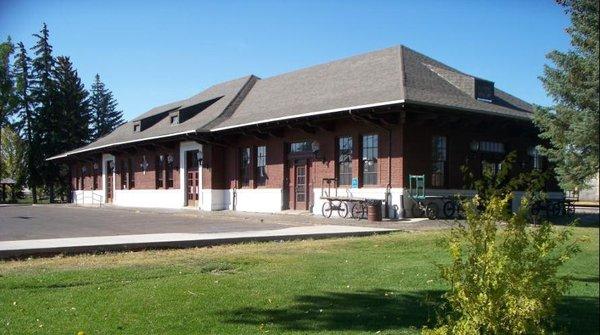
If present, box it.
[431,136,447,188]
[470,140,505,154]
[255,146,267,186]
[338,136,353,185]
[362,134,378,185]
[528,147,543,170]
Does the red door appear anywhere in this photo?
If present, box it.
[186,150,199,207]
[106,160,114,203]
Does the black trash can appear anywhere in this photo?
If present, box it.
[367,200,382,222]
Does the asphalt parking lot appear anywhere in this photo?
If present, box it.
[0,204,454,242]
[0,205,308,241]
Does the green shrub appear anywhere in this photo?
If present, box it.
[423,195,579,334]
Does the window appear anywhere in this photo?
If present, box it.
[128,158,135,189]
[121,160,128,189]
[528,147,542,170]
[81,166,86,190]
[482,161,501,177]
[240,147,251,187]
[255,146,267,186]
[92,163,99,190]
[156,155,164,188]
[290,141,313,153]
[470,140,505,154]
[74,166,81,190]
[337,136,353,185]
[431,136,447,188]
[170,114,179,125]
[166,155,174,188]
[133,123,140,132]
[362,134,378,185]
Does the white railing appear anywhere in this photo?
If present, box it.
[74,192,104,207]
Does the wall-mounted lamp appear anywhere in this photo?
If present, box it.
[196,151,204,166]
[93,163,99,171]
[470,141,480,152]
[311,141,320,155]
[140,155,149,174]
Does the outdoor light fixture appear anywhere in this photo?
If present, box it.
[470,141,480,152]
[93,163,98,171]
[311,141,320,155]
[167,154,174,164]
[196,151,204,165]
[82,166,87,174]
[140,155,149,174]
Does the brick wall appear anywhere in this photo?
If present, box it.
[69,108,553,197]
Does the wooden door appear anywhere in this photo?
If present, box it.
[186,150,199,207]
[292,160,310,210]
[106,160,114,203]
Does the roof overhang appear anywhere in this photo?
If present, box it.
[48,98,533,162]
[46,129,199,161]
[210,99,407,132]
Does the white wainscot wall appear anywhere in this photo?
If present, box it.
[113,189,182,209]
[312,187,404,219]
[72,190,104,205]
[207,188,283,213]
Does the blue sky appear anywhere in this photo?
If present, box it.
[1,0,571,120]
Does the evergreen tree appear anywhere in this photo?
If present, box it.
[534,0,599,191]
[12,42,37,202]
[54,56,91,151]
[0,37,15,179]
[90,73,123,140]
[30,23,59,202]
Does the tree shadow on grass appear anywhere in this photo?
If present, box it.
[222,289,444,332]
[555,295,599,334]
[222,289,599,334]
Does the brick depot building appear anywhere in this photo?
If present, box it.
[49,46,554,218]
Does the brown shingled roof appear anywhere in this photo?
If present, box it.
[49,45,533,160]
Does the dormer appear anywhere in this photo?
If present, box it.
[425,64,495,102]
[169,111,179,125]
[133,121,141,132]
[474,78,494,102]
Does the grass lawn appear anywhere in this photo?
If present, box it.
[0,227,598,334]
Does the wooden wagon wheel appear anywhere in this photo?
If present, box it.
[322,201,333,218]
[351,202,366,219]
[336,201,349,218]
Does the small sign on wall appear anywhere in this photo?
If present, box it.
[351,177,359,188]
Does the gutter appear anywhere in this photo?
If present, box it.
[210,99,407,132]
[46,129,199,161]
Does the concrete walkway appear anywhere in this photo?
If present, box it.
[0,225,396,259]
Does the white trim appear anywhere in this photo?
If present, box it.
[210,99,406,131]
[47,130,197,160]
[101,154,115,203]
[180,141,203,209]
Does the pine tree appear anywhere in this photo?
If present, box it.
[90,74,123,140]
[534,0,599,191]
[0,37,15,179]
[30,23,59,202]
[12,42,37,202]
[54,56,91,150]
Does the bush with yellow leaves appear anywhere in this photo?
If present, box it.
[423,194,580,335]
